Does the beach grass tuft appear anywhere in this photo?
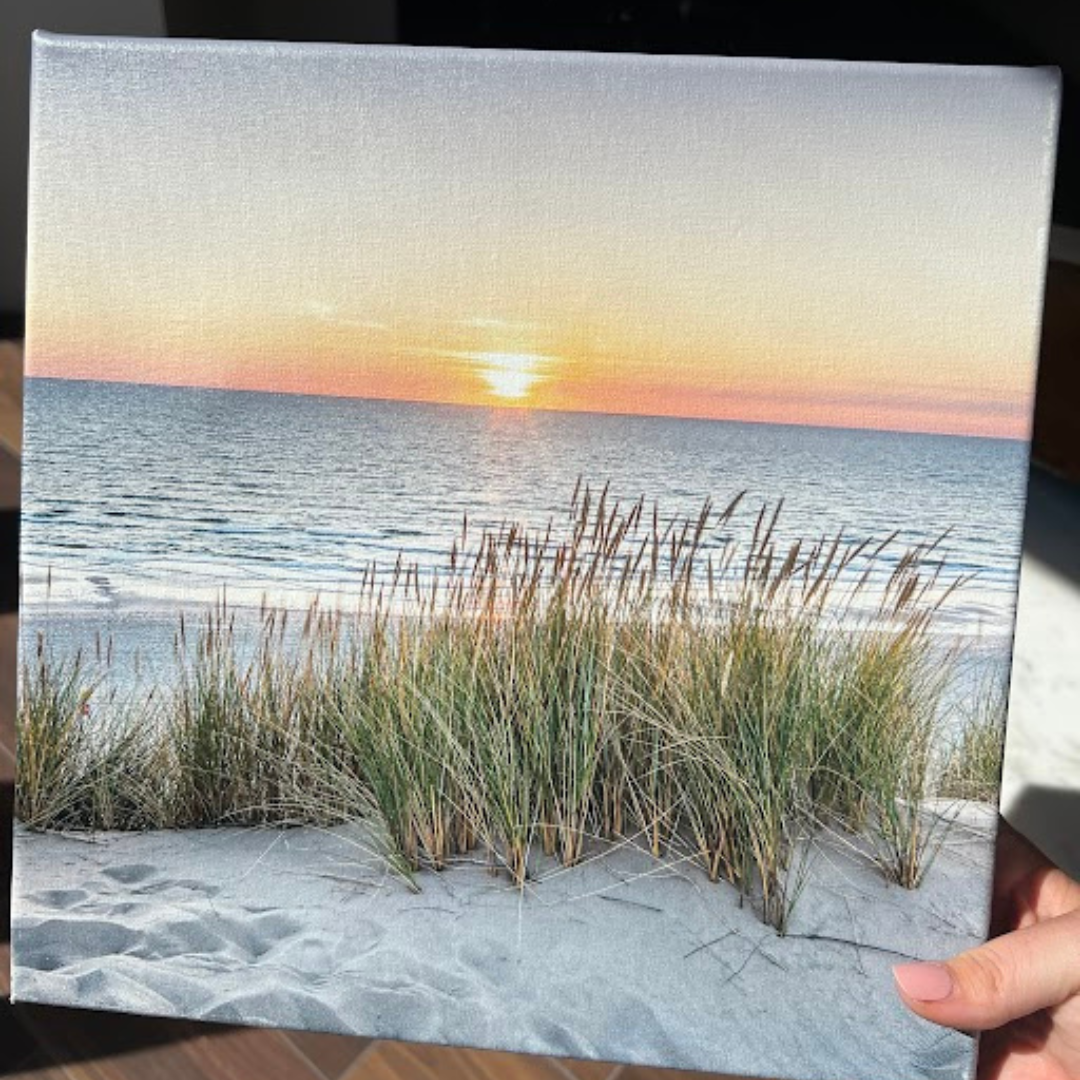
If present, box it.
[16,483,995,931]
[938,673,1008,804]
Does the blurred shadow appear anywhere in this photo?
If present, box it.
[3,1004,208,1075]
[1022,466,1080,586]
[1004,784,1080,881]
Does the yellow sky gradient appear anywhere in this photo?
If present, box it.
[26,37,1058,438]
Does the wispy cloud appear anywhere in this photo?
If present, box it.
[304,300,388,332]
[459,317,540,332]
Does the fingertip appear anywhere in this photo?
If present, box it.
[893,962,956,1004]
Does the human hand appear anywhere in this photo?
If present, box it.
[893,821,1080,1079]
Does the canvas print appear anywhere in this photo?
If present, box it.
[12,32,1059,1080]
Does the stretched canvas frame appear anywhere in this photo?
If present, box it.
[12,32,1059,1080]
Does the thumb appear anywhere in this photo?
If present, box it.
[893,909,1080,1031]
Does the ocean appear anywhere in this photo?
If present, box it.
[20,377,1029,683]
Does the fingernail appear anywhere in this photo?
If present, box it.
[893,962,955,1002]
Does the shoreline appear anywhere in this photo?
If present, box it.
[18,565,1024,636]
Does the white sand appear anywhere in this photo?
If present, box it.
[12,806,996,1080]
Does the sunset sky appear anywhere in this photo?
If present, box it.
[27,35,1058,437]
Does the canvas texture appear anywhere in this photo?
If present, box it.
[12,32,1060,1080]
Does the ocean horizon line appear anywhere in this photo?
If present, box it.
[24,373,1025,445]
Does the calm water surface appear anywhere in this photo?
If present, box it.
[21,377,1029,680]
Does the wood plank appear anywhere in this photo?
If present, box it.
[283,1029,373,1080]
[56,1038,211,1080]
[9,1011,326,1080]
[0,340,23,459]
[5,996,347,1080]
[177,1025,329,1080]
[342,1041,601,1080]
[10,1005,203,1080]
[1,986,41,1069]
[560,1058,620,1080]
[2,1054,74,1080]
[0,447,19,511]
[2,781,12,961]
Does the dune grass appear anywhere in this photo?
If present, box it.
[938,674,1009,804]
[16,483,992,932]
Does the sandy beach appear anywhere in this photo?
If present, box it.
[13,805,995,1080]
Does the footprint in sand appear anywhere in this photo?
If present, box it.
[101,864,159,885]
[30,888,89,910]
[265,933,343,978]
[15,917,142,971]
[132,917,229,961]
[200,989,348,1034]
[133,878,221,899]
[196,911,306,961]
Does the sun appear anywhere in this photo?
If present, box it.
[473,351,551,402]
[442,346,559,405]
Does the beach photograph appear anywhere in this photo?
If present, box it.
[12,34,1058,1080]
